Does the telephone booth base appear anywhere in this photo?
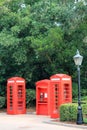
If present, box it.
[36,104,48,115]
[51,114,59,118]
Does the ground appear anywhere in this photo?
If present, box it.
[0,107,36,113]
[0,107,87,126]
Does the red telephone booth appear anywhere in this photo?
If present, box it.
[7,77,26,114]
[36,79,51,115]
[50,74,72,118]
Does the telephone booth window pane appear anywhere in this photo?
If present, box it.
[64,84,70,102]
[18,85,23,110]
[54,84,58,111]
[9,86,13,110]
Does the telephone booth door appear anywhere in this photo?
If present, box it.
[62,79,72,104]
[17,83,26,114]
[7,84,14,113]
[7,77,26,114]
[50,82,60,118]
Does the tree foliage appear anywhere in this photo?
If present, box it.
[0,0,87,97]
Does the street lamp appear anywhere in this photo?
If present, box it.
[73,49,83,124]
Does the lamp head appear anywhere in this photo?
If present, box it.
[73,50,83,66]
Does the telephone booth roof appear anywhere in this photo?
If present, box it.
[7,77,25,82]
[36,79,50,86]
[50,74,71,80]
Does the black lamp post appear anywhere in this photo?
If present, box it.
[73,50,83,124]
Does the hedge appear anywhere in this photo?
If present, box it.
[26,89,36,108]
[0,96,6,108]
[60,103,87,122]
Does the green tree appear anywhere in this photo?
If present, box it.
[0,0,87,98]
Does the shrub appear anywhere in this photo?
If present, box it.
[82,89,87,97]
[0,96,6,108]
[60,103,77,121]
[26,89,36,108]
[60,103,87,122]
[82,104,87,115]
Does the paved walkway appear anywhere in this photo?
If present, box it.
[0,112,87,130]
